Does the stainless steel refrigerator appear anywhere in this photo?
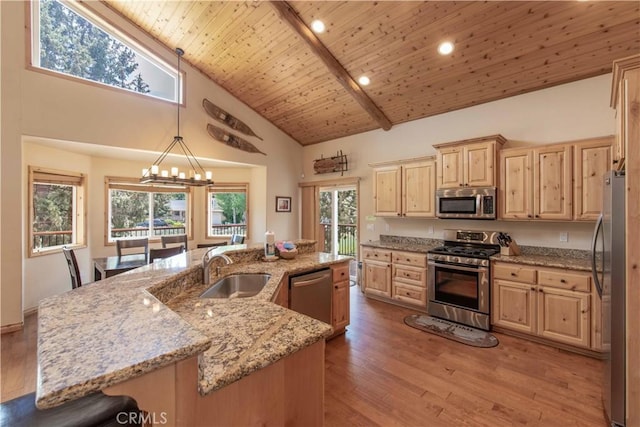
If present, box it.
[591,170,625,427]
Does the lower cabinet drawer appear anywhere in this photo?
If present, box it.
[392,282,427,307]
[538,269,590,292]
[392,265,426,287]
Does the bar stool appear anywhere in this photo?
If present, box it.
[116,238,149,261]
[62,247,82,289]
[0,391,141,427]
[149,246,184,263]
[161,234,188,251]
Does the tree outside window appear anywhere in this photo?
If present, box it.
[207,184,249,239]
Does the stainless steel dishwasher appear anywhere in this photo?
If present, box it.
[289,268,332,324]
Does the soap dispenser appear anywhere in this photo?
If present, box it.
[265,231,276,258]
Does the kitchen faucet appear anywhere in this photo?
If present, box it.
[202,249,233,286]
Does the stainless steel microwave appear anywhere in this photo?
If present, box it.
[435,187,497,219]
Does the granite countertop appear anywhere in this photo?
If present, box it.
[362,235,593,271]
[36,242,349,409]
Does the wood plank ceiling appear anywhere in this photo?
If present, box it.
[104,1,640,146]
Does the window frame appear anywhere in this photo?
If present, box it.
[29,0,182,104]
[104,177,192,246]
[28,166,87,258]
[205,183,250,241]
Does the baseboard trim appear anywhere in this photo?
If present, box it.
[23,307,38,317]
[1,322,23,335]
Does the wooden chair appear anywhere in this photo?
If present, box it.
[197,242,227,249]
[116,238,149,261]
[149,246,184,263]
[62,247,82,289]
[230,234,245,244]
[161,234,188,251]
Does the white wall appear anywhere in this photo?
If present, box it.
[301,74,616,250]
[1,1,302,325]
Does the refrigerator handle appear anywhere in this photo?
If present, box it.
[591,213,603,297]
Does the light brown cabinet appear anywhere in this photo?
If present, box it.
[435,135,505,188]
[492,262,600,350]
[331,263,350,334]
[362,246,427,308]
[372,158,436,217]
[500,138,612,221]
[362,247,392,298]
[574,137,613,220]
[391,251,427,307]
[533,144,573,220]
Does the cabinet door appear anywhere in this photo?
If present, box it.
[373,166,402,216]
[492,279,536,334]
[574,138,613,220]
[332,280,350,331]
[464,141,495,187]
[402,160,436,217]
[533,145,573,220]
[500,148,533,219]
[537,287,590,348]
[437,146,463,188]
[363,260,392,298]
[613,78,627,169]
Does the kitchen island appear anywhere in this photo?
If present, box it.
[36,242,350,425]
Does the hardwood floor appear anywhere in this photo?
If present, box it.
[325,287,606,426]
[1,290,605,426]
[1,312,38,402]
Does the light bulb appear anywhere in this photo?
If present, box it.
[205,171,213,180]
[194,173,201,181]
[151,165,159,175]
[438,41,454,55]
[171,167,179,177]
[311,20,325,33]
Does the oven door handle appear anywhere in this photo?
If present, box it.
[428,261,487,273]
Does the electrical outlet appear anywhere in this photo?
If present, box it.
[559,232,568,242]
[385,223,390,232]
[427,226,434,234]
[366,223,374,232]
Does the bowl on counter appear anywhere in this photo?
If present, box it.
[278,249,298,260]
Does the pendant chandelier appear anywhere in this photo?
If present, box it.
[140,48,213,186]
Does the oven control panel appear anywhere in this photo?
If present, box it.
[427,253,490,267]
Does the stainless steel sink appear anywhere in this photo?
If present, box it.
[199,274,271,299]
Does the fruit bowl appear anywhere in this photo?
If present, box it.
[278,248,298,259]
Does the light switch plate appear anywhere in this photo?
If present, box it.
[427,226,434,234]
[559,232,568,242]
[366,223,374,231]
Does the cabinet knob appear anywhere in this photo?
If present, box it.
[560,279,566,284]
[397,213,401,216]
[531,287,536,291]
[335,285,338,289]
[528,215,532,218]
[613,159,619,164]
[535,215,540,218]
[511,272,517,277]
[459,183,464,187]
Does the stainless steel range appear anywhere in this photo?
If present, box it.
[427,229,500,330]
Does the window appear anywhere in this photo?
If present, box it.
[29,167,86,256]
[106,178,191,243]
[31,0,180,102]
[207,184,249,239]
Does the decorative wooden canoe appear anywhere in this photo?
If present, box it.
[206,124,267,156]
[202,99,263,140]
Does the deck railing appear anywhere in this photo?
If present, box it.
[210,224,246,237]
[110,226,186,239]
[33,230,73,249]
[320,223,357,257]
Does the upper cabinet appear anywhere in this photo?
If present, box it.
[500,137,612,221]
[435,135,506,188]
[372,157,436,217]
[534,144,573,221]
[611,55,640,171]
[574,137,613,220]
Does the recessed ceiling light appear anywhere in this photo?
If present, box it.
[311,20,325,33]
[438,41,454,55]
[358,76,370,86]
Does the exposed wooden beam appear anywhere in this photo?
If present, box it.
[269,1,393,131]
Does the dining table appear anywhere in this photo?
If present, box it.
[93,253,148,281]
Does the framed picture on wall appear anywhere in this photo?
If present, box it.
[275,196,291,212]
